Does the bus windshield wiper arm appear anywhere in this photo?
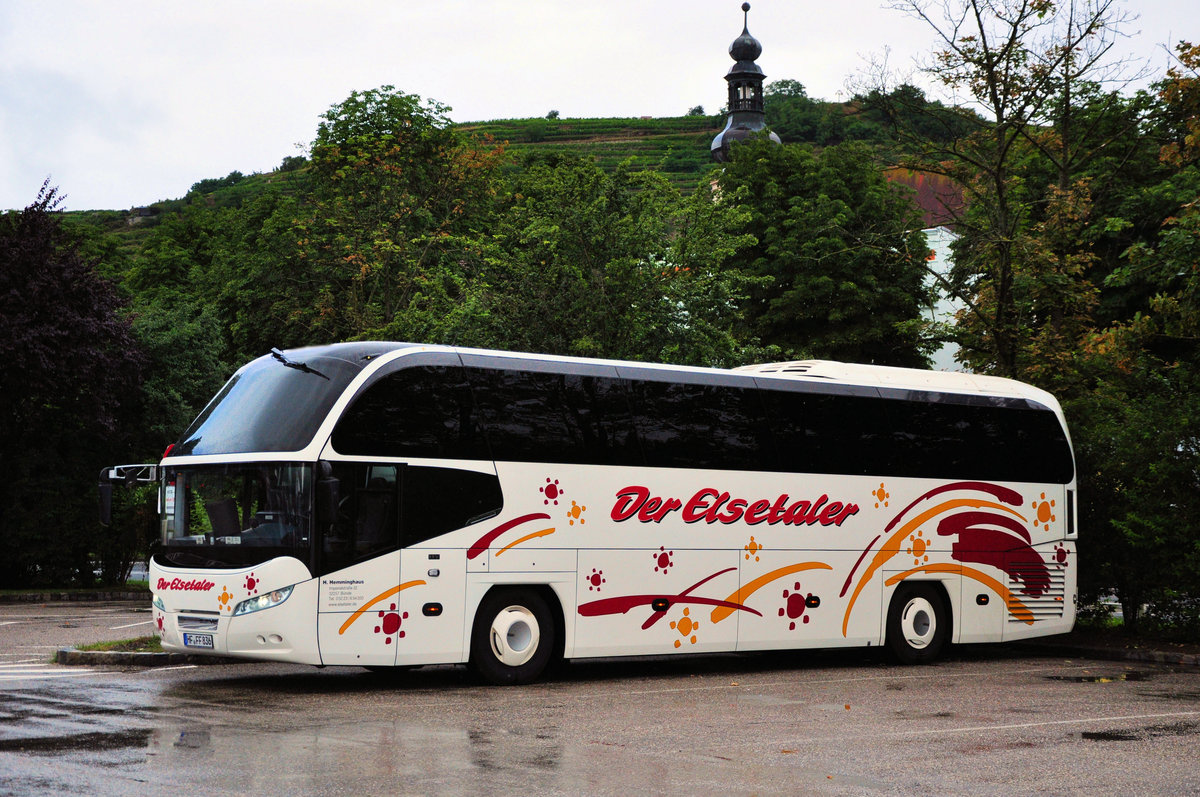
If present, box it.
[271,348,330,380]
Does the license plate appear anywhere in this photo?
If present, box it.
[182,632,214,649]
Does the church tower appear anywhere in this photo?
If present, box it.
[711,2,781,162]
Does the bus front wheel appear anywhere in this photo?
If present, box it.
[470,588,556,685]
[886,583,948,665]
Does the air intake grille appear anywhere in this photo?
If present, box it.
[1007,565,1066,622]
[178,616,219,631]
[736,362,821,376]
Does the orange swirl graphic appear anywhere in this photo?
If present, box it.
[711,562,833,624]
[338,580,427,635]
[841,498,1027,636]
[495,527,556,556]
[882,563,1034,624]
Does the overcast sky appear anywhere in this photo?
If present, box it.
[0,0,1191,211]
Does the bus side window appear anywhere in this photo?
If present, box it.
[331,366,489,460]
[321,463,401,574]
[401,466,503,546]
[467,368,579,462]
[626,380,773,471]
[465,368,641,466]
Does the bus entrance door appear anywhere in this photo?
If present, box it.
[316,462,406,667]
[316,551,403,667]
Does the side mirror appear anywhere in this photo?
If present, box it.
[316,462,340,526]
[97,464,158,527]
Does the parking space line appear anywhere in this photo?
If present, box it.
[110,620,154,630]
[0,670,105,681]
[142,665,199,674]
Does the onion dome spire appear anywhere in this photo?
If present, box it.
[711,2,780,163]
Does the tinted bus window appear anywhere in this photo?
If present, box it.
[763,390,1074,483]
[764,390,892,476]
[884,399,974,478]
[626,380,773,471]
[322,463,401,575]
[881,397,1074,483]
[332,366,490,460]
[467,369,640,466]
[402,466,503,545]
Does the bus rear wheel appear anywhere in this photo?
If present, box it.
[470,588,556,685]
[886,583,948,665]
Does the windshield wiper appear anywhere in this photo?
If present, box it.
[271,348,330,380]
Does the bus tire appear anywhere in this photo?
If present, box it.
[886,583,948,665]
[470,588,556,685]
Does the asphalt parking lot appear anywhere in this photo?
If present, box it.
[2,601,1198,795]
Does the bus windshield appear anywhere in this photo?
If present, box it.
[157,463,313,570]
[174,350,365,456]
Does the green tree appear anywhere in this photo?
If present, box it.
[288,86,508,344]
[853,83,980,146]
[1068,43,1200,628]
[880,0,1140,378]
[1070,342,1200,630]
[121,196,236,445]
[476,156,757,366]
[1037,44,1197,631]
[0,183,144,586]
[718,139,934,366]
[764,80,848,145]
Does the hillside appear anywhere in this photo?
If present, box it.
[61,114,728,249]
[459,115,723,190]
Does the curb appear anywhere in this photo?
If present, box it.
[1,592,148,604]
[55,647,240,666]
[1015,642,1200,668]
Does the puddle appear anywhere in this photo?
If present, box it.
[956,740,1036,755]
[0,729,152,755]
[892,709,956,719]
[1078,721,1199,742]
[1044,671,1152,683]
[1137,689,1200,703]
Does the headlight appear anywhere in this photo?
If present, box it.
[152,594,165,611]
[233,585,294,616]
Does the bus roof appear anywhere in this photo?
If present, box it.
[735,360,1049,402]
[271,343,1060,409]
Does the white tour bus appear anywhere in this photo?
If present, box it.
[106,342,1077,684]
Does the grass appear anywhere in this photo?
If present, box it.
[76,636,162,653]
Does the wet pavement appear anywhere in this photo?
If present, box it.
[2,602,1199,795]
[0,600,155,660]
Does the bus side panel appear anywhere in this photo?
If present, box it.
[573,548,740,659]
[998,483,1076,640]
[736,548,875,651]
[956,570,1008,644]
[1002,541,1077,642]
[396,547,468,666]
[316,552,401,667]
